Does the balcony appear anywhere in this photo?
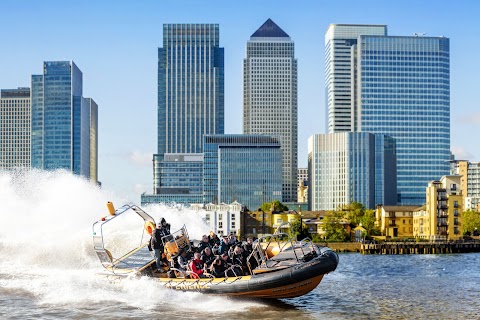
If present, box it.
[437,222,448,227]
[454,221,460,226]
[438,196,448,201]
[437,204,448,209]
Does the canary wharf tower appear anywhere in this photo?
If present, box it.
[147,24,224,201]
[243,19,298,203]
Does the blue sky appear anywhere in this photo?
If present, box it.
[1,0,479,202]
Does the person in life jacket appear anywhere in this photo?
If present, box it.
[197,235,211,253]
[190,252,205,278]
[151,217,170,272]
[201,246,215,269]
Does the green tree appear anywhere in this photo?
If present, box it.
[289,218,310,240]
[322,210,348,242]
[338,202,366,226]
[463,209,480,235]
[359,209,381,236]
[260,200,288,212]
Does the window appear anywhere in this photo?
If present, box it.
[205,214,210,221]
[231,222,235,228]
[219,214,223,220]
[218,222,223,228]
[231,214,235,221]
[276,218,283,224]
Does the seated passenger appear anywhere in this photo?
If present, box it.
[197,235,211,253]
[229,245,245,276]
[218,236,230,255]
[201,247,215,269]
[208,231,220,247]
[242,237,254,256]
[190,252,205,278]
[221,252,240,277]
[177,249,190,272]
[210,256,226,278]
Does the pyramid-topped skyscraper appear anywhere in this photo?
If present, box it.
[243,19,298,203]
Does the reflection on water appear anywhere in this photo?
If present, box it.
[1,171,479,319]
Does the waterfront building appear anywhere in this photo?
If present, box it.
[243,19,298,203]
[413,175,463,240]
[325,24,451,206]
[450,160,480,210]
[203,134,282,211]
[31,61,97,182]
[194,201,243,236]
[146,23,224,204]
[241,210,273,238]
[354,34,450,206]
[308,132,396,211]
[0,88,30,169]
[375,205,418,238]
[297,168,308,203]
[325,24,387,133]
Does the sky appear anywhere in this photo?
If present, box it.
[1,0,479,202]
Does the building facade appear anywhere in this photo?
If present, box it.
[243,19,298,203]
[450,160,480,210]
[31,61,97,181]
[308,132,396,210]
[375,205,418,238]
[414,175,463,240]
[201,201,243,236]
[203,134,283,211]
[0,88,31,169]
[354,35,451,205]
[325,24,387,133]
[149,23,224,202]
[297,167,308,203]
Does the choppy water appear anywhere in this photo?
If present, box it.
[1,170,479,320]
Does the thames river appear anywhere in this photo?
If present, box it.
[1,171,479,319]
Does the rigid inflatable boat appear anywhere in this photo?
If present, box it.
[93,203,339,299]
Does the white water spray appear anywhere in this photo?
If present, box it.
[0,170,260,314]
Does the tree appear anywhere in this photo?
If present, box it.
[338,202,366,227]
[322,210,348,242]
[359,209,381,236]
[463,209,480,235]
[260,200,288,213]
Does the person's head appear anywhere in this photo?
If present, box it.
[209,231,215,237]
[247,237,253,244]
[204,247,212,255]
[228,234,236,244]
[156,223,162,229]
[214,257,222,265]
[202,235,208,242]
[160,217,167,227]
[223,236,228,244]
[194,252,201,260]
[234,245,242,254]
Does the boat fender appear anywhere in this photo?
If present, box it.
[145,221,156,235]
[106,202,115,215]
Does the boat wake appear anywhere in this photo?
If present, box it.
[0,170,261,316]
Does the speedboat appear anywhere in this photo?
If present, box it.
[92,203,339,299]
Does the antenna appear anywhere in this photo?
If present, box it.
[413,32,427,37]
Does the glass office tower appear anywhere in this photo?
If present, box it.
[325,24,387,133]
[0,88,31,169]
[308,132,396,210]
[203,134,282,211]
[157,24,224,156]
[31,61,97,181]
[243,19,298,203]
[355,36,450,205]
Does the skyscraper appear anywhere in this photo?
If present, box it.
[203,134,282,211]
[325,24,387,133]
[308,132,396,210]
[157,23,224,156]
[243,19,298,203]
[144,23,224,204]
[0,87,31,169]
[31,61,98,182]
[354,35,450,205]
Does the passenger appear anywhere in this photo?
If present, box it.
[218,236,230,255]
[242,237,254,256]
[190,252,205,278]
[177,249,190,272]
[210,256,226,278]
[221,252,239,277]
[151,222,167,272]
[158,217,171,236]
[197,235,211,253]
[228,234,238,247]
[212,243,219,255]
[208,231,221,247]
[229,244,245,276]
[201,247,215,269]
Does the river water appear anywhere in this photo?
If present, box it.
[1,171,479,320]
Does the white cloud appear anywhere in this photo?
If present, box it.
[458,113,480,125]
[133,183,150,195]
[128,151,152,167]
[451,146,474,160]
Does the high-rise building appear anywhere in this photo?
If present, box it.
[146,23,224,203]
[450,160,480,210]
[85,98,98,183]
[308,132,396,210]
[203,134,282,211]
[354,35,450,205]
[31,61,97,182]
[243,19,298,203]
[297,168,308,203]
[0,87,31,169]
[325,25,450,206]
[325,24,387,133]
